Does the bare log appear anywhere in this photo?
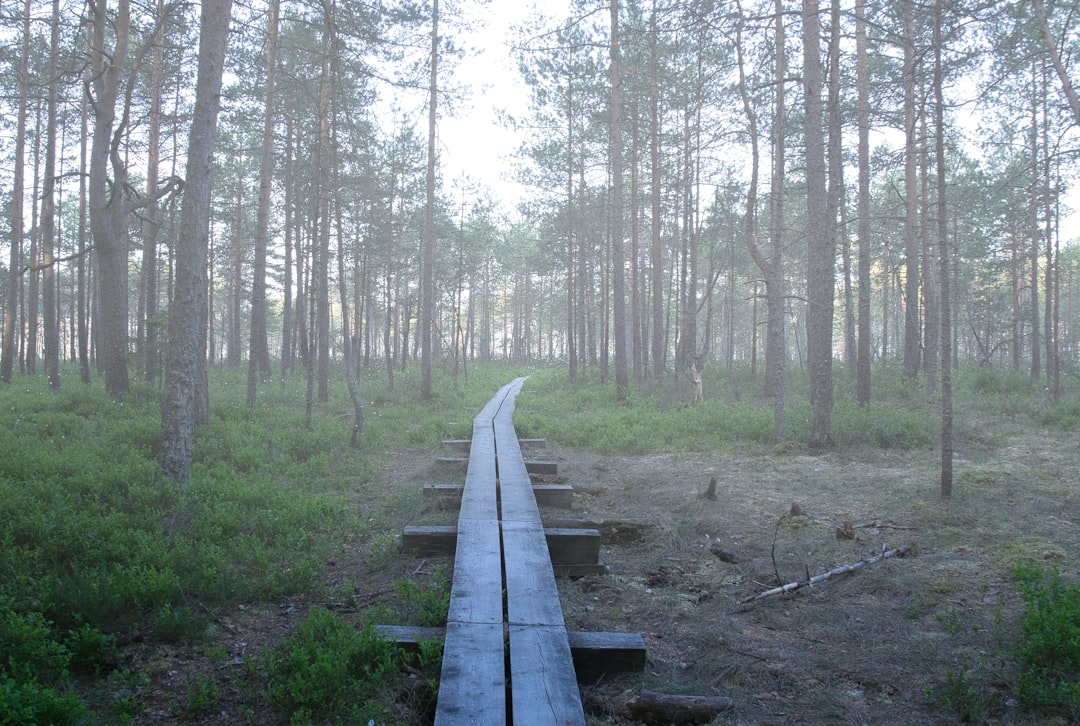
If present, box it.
[542,517,658,542]
[738,543,913,605]
[628,689,734,724]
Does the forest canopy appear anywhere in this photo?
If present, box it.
[1,0,1078,431]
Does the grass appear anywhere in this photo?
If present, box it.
[0,360,1077,723]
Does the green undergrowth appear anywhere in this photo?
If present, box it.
[935,564,1080,722]
[515,366,941,452]
[0,362,521,722]
[261,605,443,725]
[0,360,1074,722]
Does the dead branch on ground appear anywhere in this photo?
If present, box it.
[738,544,913,605]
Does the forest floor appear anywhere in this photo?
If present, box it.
[129,409,1079,725]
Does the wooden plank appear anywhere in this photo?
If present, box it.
[566,631,647,682]
[423,482,572,509]
[460,425,498,520]
[544,527,600,564]
[445,520,504,626]
[401,524,457,555]
[434,621,506,726]
[524,459,559,476]
[433,396,506,725]
[442,437,547,453]
[435,455,469,468]
[533,483,572,508]
[376,625,646,684]
[502,520,565,626]
[553,562,609,577]
[404,525,599,565]
[508,624,585,725]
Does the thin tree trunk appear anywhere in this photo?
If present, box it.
[247,0,279,406]
[41,0,61,389]
[855,0,871,405]
[159,0,233,485]
[649,2,664,379]
[934,0,953,499]
[1,0,31,383]
[610,0,629,397]
[315,9,333,403]
[138,0,166,385]
[902,1,920,382]
[420,0,438,400]
[804,0,833,447]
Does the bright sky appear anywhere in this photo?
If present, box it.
[437,0,571,217]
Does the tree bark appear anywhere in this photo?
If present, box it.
[246,0,279,406]
[902,1,920,381]
[1,0,30,383]
[934,0,953,499]
[649,2,665,379]
[804,0,833,447]
[610,0,629,398]
[855,0,872,405]
[420,0,438,400]
[40,0,61,389]
[88,0,134,398]
[138,0,167,385]
[159,0,233,484]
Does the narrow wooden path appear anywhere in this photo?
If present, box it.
[435,377,585,725]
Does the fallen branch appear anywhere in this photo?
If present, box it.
[738,543,913,605]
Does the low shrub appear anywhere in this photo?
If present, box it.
[1012,564,1080,718]
[262,608,405,723]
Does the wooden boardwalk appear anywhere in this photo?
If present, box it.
[435,377,585,725]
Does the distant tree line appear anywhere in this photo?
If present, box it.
[2,0,1080,468]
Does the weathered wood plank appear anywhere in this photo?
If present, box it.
[502,521,566,627]
[444,522,504,626]
[404,524,600,565]
[376,625,646,684]
[508,624,585,725]
[544,527,600,564]
[434,621,506,725]
[565,631,647,682]
[423,482,573,509]
[524,459,559,476]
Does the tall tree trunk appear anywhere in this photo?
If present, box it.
[1029,60,1041,379]
[138,0,166,385]
[227,179,244,366]
[281,114,294,378]
[764,0,787,408]
[567,72,578,380]
[420,0,438,400]
[610,0,629,397]
[934,0,953,499]
[737,0,784,440]
[855,0,871,405]
[77,27,91,385]
[902,1,920,382]
[315,7,333,404]
[246,0,279,406]
[159,0,233,484]
[648,3,665,379]
[89,0,132,398]
[1,0,31,383]
[41,0,61,389]
[804,0,833,447]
